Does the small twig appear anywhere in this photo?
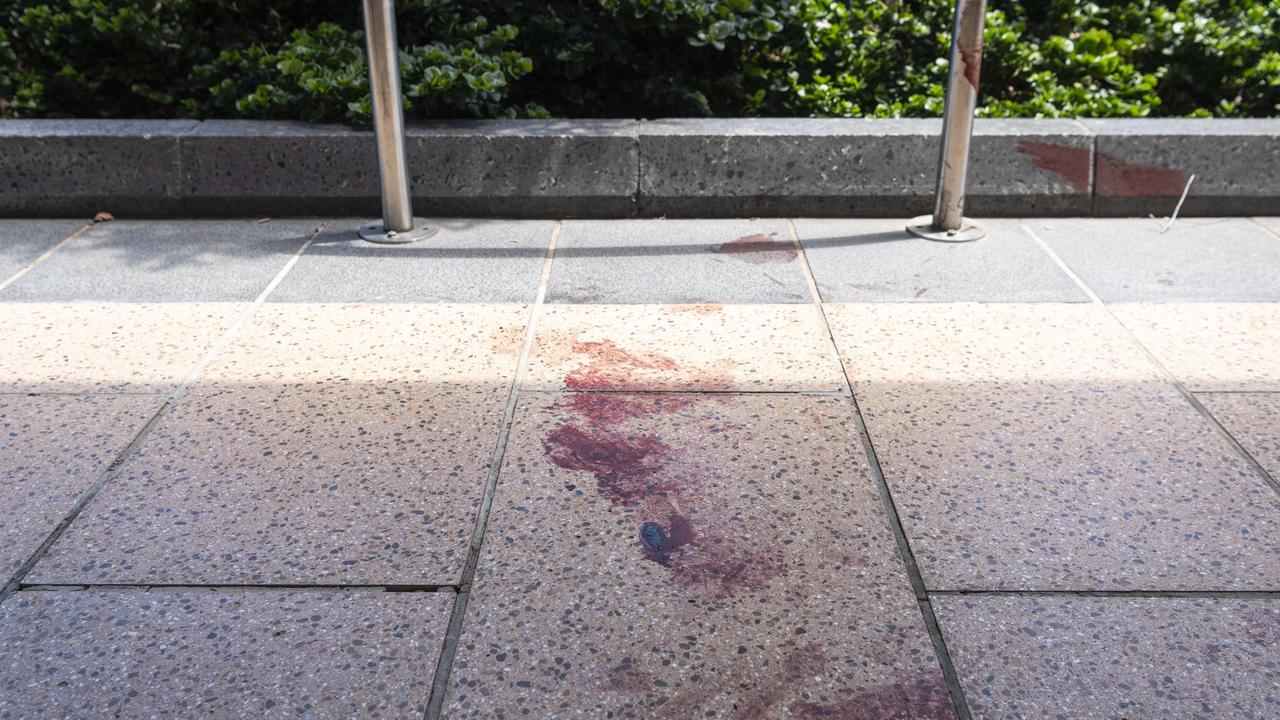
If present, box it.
[1161,174,1195,233]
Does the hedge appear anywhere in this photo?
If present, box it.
[2,1,1277,121]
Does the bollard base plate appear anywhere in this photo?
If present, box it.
[358,219,440,245]
[906,215,986,243]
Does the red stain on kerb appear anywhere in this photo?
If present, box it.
[1096,153,1188,197]
[1016,141,1091,192]
[713,234,796,264]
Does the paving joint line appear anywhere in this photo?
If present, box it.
[1021,221,1280,497]
[424,220,560,720]
[1248,216,1280,242]
[0,221,91,293]
[0,221,330,607]
[787,219,972,720]
[520,387,848,397]
[19,583,457,593]
[930,589,1280,599]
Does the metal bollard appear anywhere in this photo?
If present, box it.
[907,0,987,242]
[358,0,437,244]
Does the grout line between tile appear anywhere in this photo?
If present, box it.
[0,222,91,293]
[425,220,560,720]
[1248,217,1280,242]
[930,589,1280,599]
[1021,221,1280,497]
[520,387,849,397]
[788,220,972,720]
[0,221,331,607]
[19,583,457,593]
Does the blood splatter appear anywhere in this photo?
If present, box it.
[1096,153,1188,197]
[957,1,984,89]
[1016,141,1091,193]
[790,671,956,720]
[542,423,676,505]
[713,234,796,264]
[639,514,696,566]
[563,339,679,390]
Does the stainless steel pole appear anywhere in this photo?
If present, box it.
[358,0,437,244]
[907,0,987,242]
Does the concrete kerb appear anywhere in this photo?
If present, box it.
[1,118,1277,218]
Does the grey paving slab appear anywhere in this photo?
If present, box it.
[0,589,452,719]
[1,219,319,302]
[1031,217,1280,301]
[1198,392,1280,481]
[935,594,1280,720]
[0,394,160,581]
[546,218,810,303]
[0,220,83,282]
[269,218,549,303]
[795,218,1087,302]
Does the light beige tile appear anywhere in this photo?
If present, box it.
[445,393,954,719]
[525,304,844,392]
[1112,303,1280,391]
[0,589,452,719]
[827,303,1280,590]
[0,394,160,578]
[935,595,1279,720]
[0,303,244,393]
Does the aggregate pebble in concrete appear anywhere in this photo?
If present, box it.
[1111,303,1280,391]
[794,218,1086,302]
[525,304,844,392]
[827,303,1280,591]
[0,303,245,393]
[1199,392,1280,481]
[0,589,452,719]
[1031,217,1280,301]
[29,304,528,586]
[1,219,319,302]
[269,219,550,303]
[546,219,810,303]
[0,220,83,282]
[445,393,954,719]
[0,395,159,579]
[934,594,1280,720]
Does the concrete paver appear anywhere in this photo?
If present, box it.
[547,219,811,303]
[1199,392,1280,481]
[1033,217,1280,301]
[525,304,844,392]
[934,594,1280,720]
[1112,302,1280,391]
[0,220,82,283]
[827,303,1280,591]
[1,219,319,301]
[0,395,160,579]
[29,304,527,586]
[270,219,550,303]
[445,393,953,719]
[0,589,452,719]
[795,218,1086,302]
[0,303,245,393]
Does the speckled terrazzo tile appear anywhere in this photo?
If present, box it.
[0,589,452,719]
[0,395,160,581]
[2,219,318,301]
[524,304,844,392]
[0,303,244,393]
[1111,303,1280,391]
[0,220,82,283]
[546,219,811,303]
[934,595,1280,720]
[194,303,529,388]
[30,387,511,585]
[826,304,1280,590]
[444,393,956,720]
[1199,393,1280,481]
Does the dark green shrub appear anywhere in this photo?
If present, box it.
[2,0,1277,120]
